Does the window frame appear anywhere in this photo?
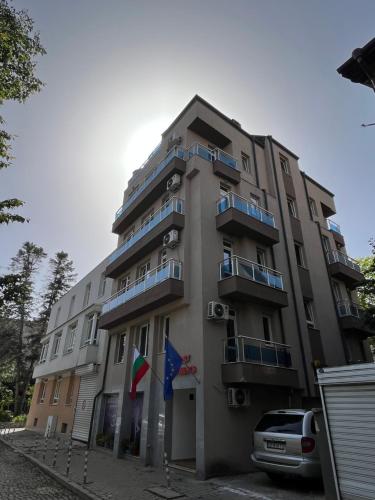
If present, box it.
[52,378,62,405]
[83,282,91,308]
[287,197,297,218]
[115,332,126,364]
[294,243,305,268]
[39,380,47,404]
[309,198,318,217]
[51,332,62,358]
[241,152,251,173]
[68,295,76,318]
[65,323,77,353]
[304,301,315,327]
[135,323,149,357]
[280,154,290,175]
[262,316,273,342]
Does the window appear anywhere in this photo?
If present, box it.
[82,313,96,345]
[39,342,49,363]
[52,378,62,404]
[68,295,75,318]
[250,193,260,206]
[294,244,305,267]
[54,306,61,328]
[83,283,91,308]
[157,316,170,353]
[98,273,106,297]
[256,248,267,267]
[115,333,126,363]
[137,261,151,280]
[61,423,68,433]
[332,281,342,301]
[159,248,168,265]
[38,381,47,404]
[223,240,232,261]
[309,198,318,217]
[162,193,170,205]
[262,316,273,342]
[322,235,330,253]
[280,154,290,174]
[118,274,130,292]
[123,226,135,243]
[241,152,251,173]
[141,208,155,225]
[65,323,77,352]
[51,332,62,357]
[287,197,297,217]
[220,182,231,197]
[134,324,149,357]
[65,376,74,405]
[304,301,315,327]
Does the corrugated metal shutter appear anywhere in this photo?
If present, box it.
[72,374,98,442]
[323,384,375,500]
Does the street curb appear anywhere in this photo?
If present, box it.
[0,437,100,500]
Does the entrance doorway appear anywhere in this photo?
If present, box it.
[171,389,196,470]
[129,393,144,456]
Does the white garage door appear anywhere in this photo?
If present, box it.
[323,383,375,500]
[72,374,97,442]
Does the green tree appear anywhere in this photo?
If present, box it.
[8,242,46,414]
[0,0,46,224]
[357,239,375,334]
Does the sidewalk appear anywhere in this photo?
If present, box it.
[0,428,324,500]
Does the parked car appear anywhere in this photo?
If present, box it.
[251,409,321,480]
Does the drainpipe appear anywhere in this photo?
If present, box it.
[267,136,311,398]
[87,335,111,447]
[250,136,260,188]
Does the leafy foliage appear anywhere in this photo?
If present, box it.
[357,239,375,333]
[0,0,45,222]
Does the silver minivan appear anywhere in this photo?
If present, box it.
[251,409,321,480]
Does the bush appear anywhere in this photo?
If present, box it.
[0,409,13,422]
[12,414,27,424]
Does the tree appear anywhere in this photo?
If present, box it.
[357,239,375,332]
[8,242,46,414]
[0,0,46,224]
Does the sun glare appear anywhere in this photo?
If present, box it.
[122,115,172,177]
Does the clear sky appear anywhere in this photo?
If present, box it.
[1,0,375,286]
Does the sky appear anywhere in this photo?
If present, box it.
[1,0,375,289]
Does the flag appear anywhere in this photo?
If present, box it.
[164,339,183,400]
[130,346,149,400]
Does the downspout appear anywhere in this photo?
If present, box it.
[267,136,311,397]
[250,136,260,188]
[88,334,111,447]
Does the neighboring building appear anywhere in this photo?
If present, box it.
[91,95,371,478]
[26,259,112,441]
[337,37,375,92]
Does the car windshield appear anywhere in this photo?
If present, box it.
[255,414,303,435]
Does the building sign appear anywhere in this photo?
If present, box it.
[178,355,197,376]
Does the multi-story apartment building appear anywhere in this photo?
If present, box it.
[26,259,112,441]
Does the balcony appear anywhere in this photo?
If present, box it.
[326,219,345,246]
[216,192,279,245]
[98,260,184,330]
[77,342,99,367]
[221,336,299,388]
[112,147,186,234]
[106,198,185,278]
[188,143,240,184]
[326,250,364,288]
[337,300,373,337]
[218,256,288,308]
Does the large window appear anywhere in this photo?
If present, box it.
[82,313,96,345]
[38,381,47,404]
[134,324,149,357]
[115,333,126,363]
[118,274,130,292]
[287,197,297,218]
[309,198,318,217]
[294,243,305,267]
[39,341,49,363]
[52,378,62,405]
[304,301,315,327]
[83,282,91,308]
[68,295,76,318]
[241,152,251,173]
[65,323,77,353]
[256,248,267,267]
[98,273,106,297]
[280,154,290,175]
[51,332,62,358]
[157,316,170,353]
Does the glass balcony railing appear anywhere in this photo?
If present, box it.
[337,300,362,318]
[102,259,183,314]
[109,197,184,265]
[327,219,342,235]
[188,142,238,170]
[223,336,292,368]
[326,250,361,273]
[217,192,276,228]
[219,255,284,290]
[115,146,186,220]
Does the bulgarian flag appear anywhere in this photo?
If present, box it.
[130,346,150,400]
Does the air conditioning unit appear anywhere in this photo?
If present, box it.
[167,174,181,192]
[45,415,58,437]
[207,301,229,321]
[227,388,250,408]
[163,230,179,248]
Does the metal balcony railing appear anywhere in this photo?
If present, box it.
[188,142,238,170]
[337,300,362,318]
[114,146,185,220]
[217,192,276,228]
[223,336,292,368]
[109,197,184,264]
[327,219,342,234]
[102,259,183,314]
[326,250,361,273]
[219,255,284,290]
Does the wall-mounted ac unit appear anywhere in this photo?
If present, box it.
[45,415,58,437]
[227,388,250,408]
[207,301,229,321]
[163,230,179,248]
[167,174,181,192]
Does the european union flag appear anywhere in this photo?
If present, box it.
[164,339,183,400]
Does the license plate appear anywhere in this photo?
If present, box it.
[266,440,285,451]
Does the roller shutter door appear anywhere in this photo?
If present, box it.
[323,384,375,500]
[72,374,97,442]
